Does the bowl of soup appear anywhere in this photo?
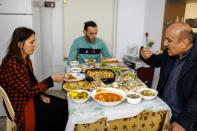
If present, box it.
[91,88,126,106]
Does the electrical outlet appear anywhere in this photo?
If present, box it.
[50,2,55,8]
[44,1,55,8]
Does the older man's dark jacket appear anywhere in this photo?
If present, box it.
[141,41,197,130]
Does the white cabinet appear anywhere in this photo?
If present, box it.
[0,0,32,14]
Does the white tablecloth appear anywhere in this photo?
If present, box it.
[65,97,171,131]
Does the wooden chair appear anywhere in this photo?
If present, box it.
[0,86,17,131]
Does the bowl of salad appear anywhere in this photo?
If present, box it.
[67,90,90,104]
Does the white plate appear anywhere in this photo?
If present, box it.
[69,60,79,66]
[91,88,126,106]
[64,73,85,82]
[84,59,96,65]
[70,67,82,73]
[102,58,121,66]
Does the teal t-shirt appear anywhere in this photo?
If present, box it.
[67,36,111,64]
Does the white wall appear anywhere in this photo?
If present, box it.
[115,0,165,58]
[41,0,65,89]
[32,1,42,80]
[143,0,165,89]
[115,0,146,59]
[143,0,165,52]
[32,0,65,89]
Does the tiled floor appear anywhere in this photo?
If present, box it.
[0,116,6,131]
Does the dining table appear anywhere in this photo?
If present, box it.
[65,97,170,131]
[64,60,171,131]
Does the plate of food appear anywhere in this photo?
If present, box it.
[101,58,121,66]
[64,73,85,82]
[67,90,90,104]
[63,81,93,91]
[91,79,105,88]
[85,68,115,84]
[112,82,136,91]
[84,58,96,65]
[91,88,126,106]
[137,88,158,100]
[103,66,128,74]
[70,67,82,73]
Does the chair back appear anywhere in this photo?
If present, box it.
[0,86,15,122]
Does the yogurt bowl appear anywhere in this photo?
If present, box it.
[69,60,79,67]
[70,67,82,73]
[126,91,142,104]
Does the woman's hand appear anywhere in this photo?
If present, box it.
[40,95,50,104]
[51,73,65,83]
[140,47,153,59]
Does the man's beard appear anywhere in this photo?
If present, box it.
[86,36,96,43]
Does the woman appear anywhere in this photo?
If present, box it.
[0,27,68,131]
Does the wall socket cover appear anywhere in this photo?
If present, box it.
[44,1,55,8]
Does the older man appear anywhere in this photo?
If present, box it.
[67,21,111,64]
[140,23,197,131]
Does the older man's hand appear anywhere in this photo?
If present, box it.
[170,122,185,131]
[140,47,153,59]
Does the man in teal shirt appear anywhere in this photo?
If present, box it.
[67,21,111,64]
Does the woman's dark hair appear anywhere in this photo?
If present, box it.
[84,21,97,31]
[4,27,35,63]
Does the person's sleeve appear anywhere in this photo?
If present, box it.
[28,60,54,88]
[6,62,52,97]
[42,76,53,87]
[101,40,111,58]
[140,49,168,67]
[175,76,197,130]
[67,39,79,64]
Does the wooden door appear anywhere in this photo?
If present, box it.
[161,0,186,49]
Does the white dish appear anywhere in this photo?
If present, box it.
[64,73,85,82]
[84,58,96,65]
[137,88,158,100]
[69,60,79,66]
[126,91,142,104]
[102,58,121,66]
[106,63,120,67]
[70,67,82,73]
[67,90,90,104]
[91,88,126,106]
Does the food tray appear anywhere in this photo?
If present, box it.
[63,81,93,91]
[85,68,115,84]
